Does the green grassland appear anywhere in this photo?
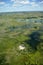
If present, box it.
[0,12,43,65]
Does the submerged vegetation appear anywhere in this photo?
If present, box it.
[0,12,43,65]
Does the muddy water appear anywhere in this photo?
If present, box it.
[15,19,43,23]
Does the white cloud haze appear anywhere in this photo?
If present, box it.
[0,0,43,12]
[0,2,5,5]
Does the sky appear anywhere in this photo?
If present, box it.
[0,0,43,12]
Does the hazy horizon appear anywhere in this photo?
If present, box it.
[0,11,43,13]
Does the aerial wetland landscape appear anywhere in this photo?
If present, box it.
[0,12,43,65]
